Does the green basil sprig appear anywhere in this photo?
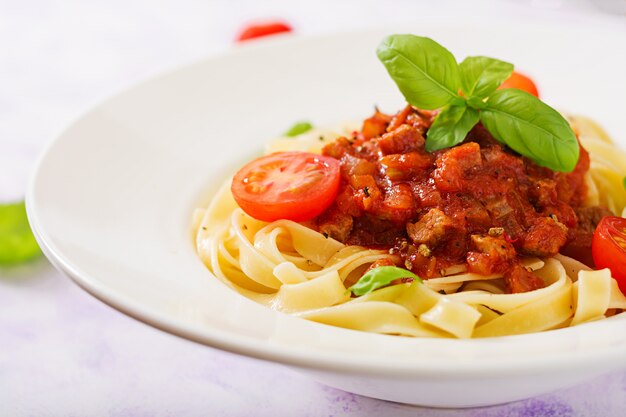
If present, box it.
[480,89,580,170]
[349,266,421,296]
[425,105,479,152]
[459,56,513,98]
[377,35,462,109]
[0,201,41,265]
[376,34,579,172]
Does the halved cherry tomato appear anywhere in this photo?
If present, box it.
[498,71,540,98]
[231,152,340,222]
[236,21,292,42]
[592,216,626,293]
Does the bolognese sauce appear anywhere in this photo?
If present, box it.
[317,105,609,293]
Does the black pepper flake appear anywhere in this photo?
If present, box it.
[243,224,248,230]
[319,135,325,141]
[201,227,207,231]
[322,232,329,239]
[363,186,370,197]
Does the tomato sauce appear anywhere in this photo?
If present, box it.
[318,105,606,293]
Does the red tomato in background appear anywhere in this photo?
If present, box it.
[498,71,540,98]
[592,216,626,294]
[236,21,292,42]
[231,152,340,222]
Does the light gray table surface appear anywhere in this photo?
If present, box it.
[1,1,624,415]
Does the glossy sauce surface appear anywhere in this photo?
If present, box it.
[318,106,608,293]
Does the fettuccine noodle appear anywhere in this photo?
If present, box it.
[194,115,626,338]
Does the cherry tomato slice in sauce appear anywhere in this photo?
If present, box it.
[236,21,292,42]
[498,71,540,98]
[592,216,626,294]
[231,152,340,222]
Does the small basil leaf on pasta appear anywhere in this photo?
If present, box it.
[425,105,479,152]
[480,89,579,172]
[350,266,422,296]
[459,56,513,98]
[284,121,313,137]
[0,201,41,265]
[377,35,461,110]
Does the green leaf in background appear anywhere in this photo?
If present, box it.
[349,266,422,296]
[283,121,313,137]
[459,56,513,99]
[425,105,479,152]
[377,34,461,110]
[480,89,580,172]
[0,201,41,265]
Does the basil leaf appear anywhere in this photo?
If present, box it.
[284,121,313,137]
[425,105,479,152]
[0,201,41,265]
[480,89,579,172]
[349,266,421,296]
[459,56,513,99]
[377,34,461,110]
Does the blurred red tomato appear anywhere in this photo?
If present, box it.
[498,71,540,98]
[236,21,292,42]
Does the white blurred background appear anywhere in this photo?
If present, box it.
[0,0,624,202]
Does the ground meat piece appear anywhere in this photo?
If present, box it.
[520,216,568,257]
[412,181,442,208]
[529,179,558,207]
[387,105,413,132]
[555,144,590,206]
[378,124,425,155]
[406,208,459,248]
[466,234,516,275]
[346,174,382,212]
[472,234,516,259]
[376,183,415,223]
[346,216,405,246]
[340,154,377,177]
[560,205,613,266]
[361,109,391,140]
[543,201,578,228]
[504,264,545,293]
[333,184,362,217]
[379,152,432,181]
[484,195,525,239]
[449,196,491,231]
[317,207,353,242]
[575,205,614,231]
[481,145,526,181]
[322,137,354,159]
[432,142,482,192]
[405,108,436,133]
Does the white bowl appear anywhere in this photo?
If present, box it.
[27,18,626,407]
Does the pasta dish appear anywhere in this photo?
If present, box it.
[193,35,626,338]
